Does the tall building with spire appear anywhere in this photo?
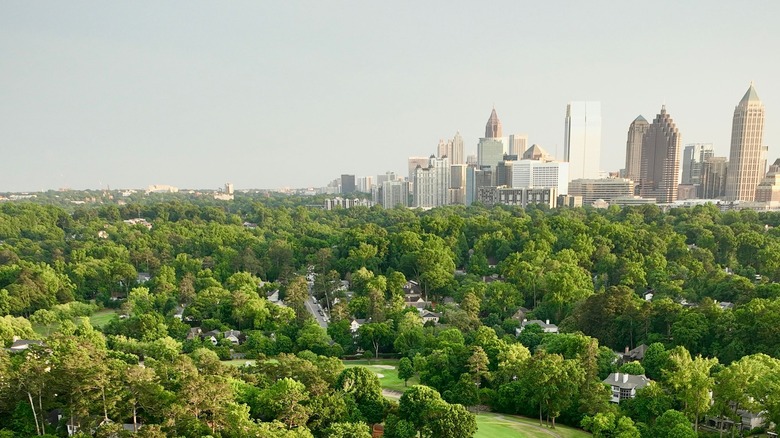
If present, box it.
[485,107,503,138]
[478,108,506,172]
[564,101,602,181]
[639,106,681,203]
[725,83,766,202]
[624,115,649,185]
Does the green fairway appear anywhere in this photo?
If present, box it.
[475,412,591,438]
[342,359,419,392]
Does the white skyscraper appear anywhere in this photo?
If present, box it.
[564,101,602,181]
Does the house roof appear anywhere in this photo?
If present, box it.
[625,344,648,360]
[603,372,651,390]
[9,339,45,350]
[421,311,442,318]
[521,319,557,329]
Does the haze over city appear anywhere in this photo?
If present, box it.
[2,1,779,191]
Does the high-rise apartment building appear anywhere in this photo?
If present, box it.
[725,83,767,202]
[356,176,373,193]
[413,156,450,208]
[681,143,714,186]
[624,115,649,185]
[639,106,681,203]
[380,180,410,208]
[408,157,430,183]
[564,101,602,181]
[375,171,396,186]
[508,134,528,157]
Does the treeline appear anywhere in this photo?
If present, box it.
[2,199,780,436]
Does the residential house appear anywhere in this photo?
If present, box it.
[510,307,531,322]
[517,319,559,334]
[203,329,221,346]
[224,330,245,345]
[403,280,422,295]
[706,408,766,433]
[350,318,366,333]
[186,327,202,341]
[603,372,651,403]
[420,311,441,325]
[621,344,648,363]
[9,339,45,353]
[267,289,284,306]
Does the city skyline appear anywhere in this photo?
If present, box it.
[2,2,779,191]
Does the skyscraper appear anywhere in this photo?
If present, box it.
[681,143,714,185]
[639,106,681,203]
[477,108,506,183]
[508,134,528,157]
[451,132,465,165]
[485,107,502,138]
[564,101,602,181]
[413,156,450,208]
[624,115,649,185]
[700,157,728,199]
[725,83,767,202]
[340,174,356,195]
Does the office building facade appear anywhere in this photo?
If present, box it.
[725,83,767,202]
[639,106,681,203]
[624,115,649,186]
[564,101,602,180]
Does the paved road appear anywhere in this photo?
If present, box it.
[305,283,329,329]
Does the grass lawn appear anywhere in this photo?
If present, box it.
[222,359,257,367]
[89,308,118,328]
[475,412,591,438]
[342,359,419,393]
[32,308,119,335]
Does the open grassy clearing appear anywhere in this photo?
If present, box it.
[89,308,118,327]
[32,308,119,335]
[222,359,257,367]
[342,358,419,392]
[475,412,591,438]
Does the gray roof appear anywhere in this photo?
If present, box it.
[740,83,761,104]
[633,115,648,123]
[522,319,557,329]
[603,372,651,390]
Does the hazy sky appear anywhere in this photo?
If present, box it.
[2,1,779,191]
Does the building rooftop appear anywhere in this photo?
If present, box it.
[740,83,761,104]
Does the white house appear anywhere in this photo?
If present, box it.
[603,372,651,403]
